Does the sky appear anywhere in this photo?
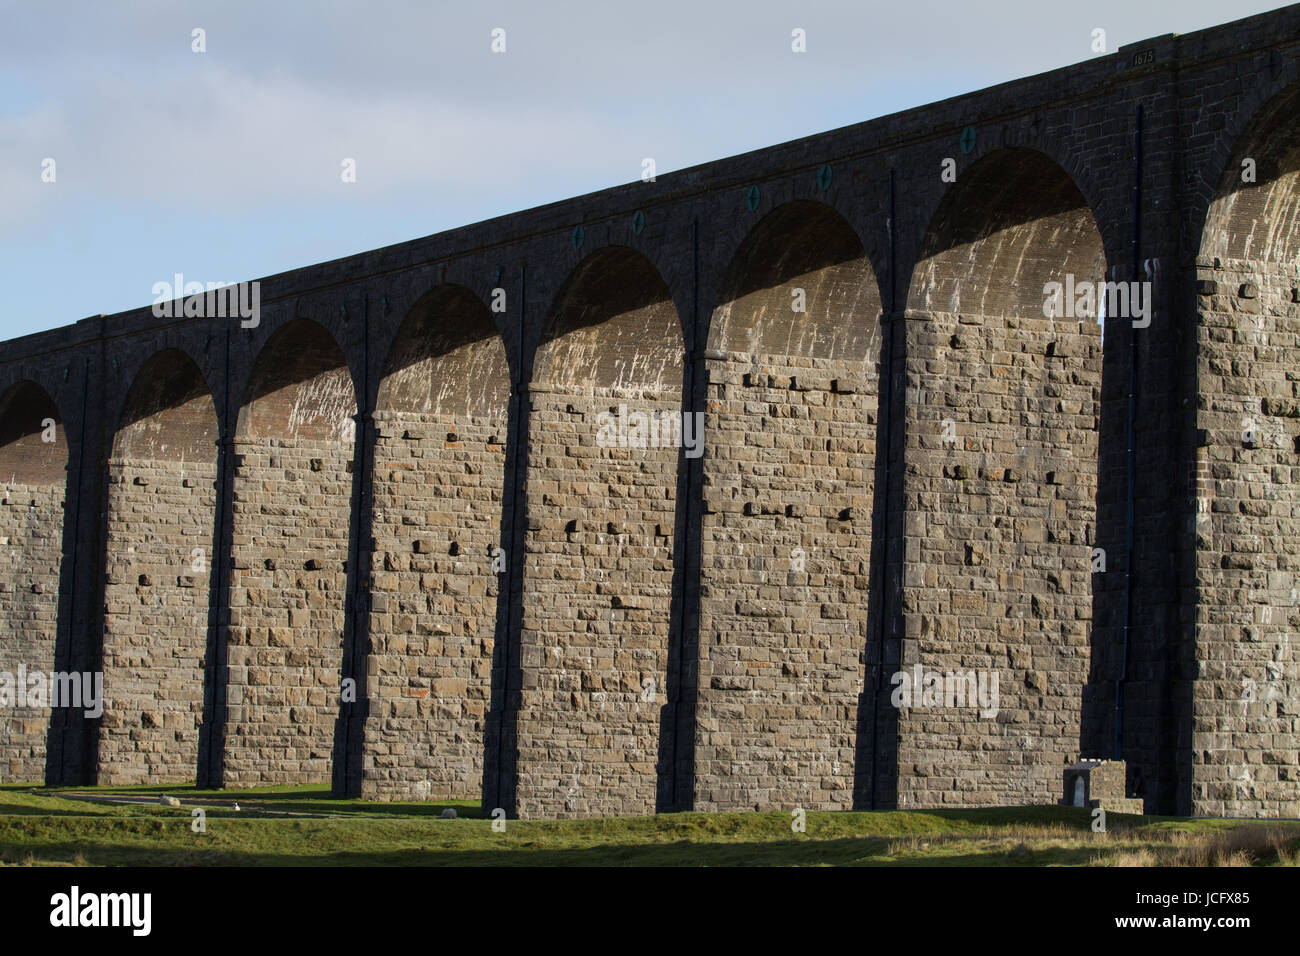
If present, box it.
[0,0,1287,341]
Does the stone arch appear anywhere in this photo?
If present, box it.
[710,199,881,360]
[223,318,357,785]
[902,147,1105,808]
[515,245,684,817]
[111,350,218,461]
[378,285,510,418]
[237,318,356,442]
[1199,82,1300,266]
[908,148,1106,319]
[695,200,883,812]
[1190,80,1300,818]
[534,245,683,392]
[99,350,218,784]
[363,286,511,800]
[0,382,66,485]
[0,381,67,782]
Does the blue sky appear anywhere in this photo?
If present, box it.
[0,0,1285,340]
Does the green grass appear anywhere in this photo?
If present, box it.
[1,783,1296,866]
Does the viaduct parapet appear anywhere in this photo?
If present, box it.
[2,7,1299,817]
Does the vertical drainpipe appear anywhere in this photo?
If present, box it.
[495,262,527,811]
[1116,103,1143,760]
[64,354,90,783]
[669,217,699,810]
[344,293,370,794]
[869,169,897,809]
[203,325,233,786]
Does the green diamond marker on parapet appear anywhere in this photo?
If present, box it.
[745,185,761,211]
[572,225,585,249]
[631,211,645,235]
[817,164,832,191]
[960,125,976,154]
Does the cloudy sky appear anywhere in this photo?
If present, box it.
[0,0,1283,340]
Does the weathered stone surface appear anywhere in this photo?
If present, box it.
[361,285,509,803]
[1,9,1299,820]
[100,457,215,785]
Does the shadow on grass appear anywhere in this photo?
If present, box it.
[1,835,886,867]
[33,785,484,820]
[4,797,1285,869]
[0,801,117,818]
[0,835,1151,868]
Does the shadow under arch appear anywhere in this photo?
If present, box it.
[351,284,512,804]
[511,244,685,817]
[0,381,69,783]
[905,147,1108,810]
[1198,81,1300,266]
[112,349,219,461]
[907,147,1106,319]
[236,318,357,442]
[0,381,67,485]
[207,317,358,789]
[694,199,885,812]
[534,245,684,390]
[378,284,512,417]
[98,349,218,785]
[711,198,881,360]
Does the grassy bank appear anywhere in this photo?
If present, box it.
[1,784,1295,866]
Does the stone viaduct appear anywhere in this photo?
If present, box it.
[2,7,1298,818]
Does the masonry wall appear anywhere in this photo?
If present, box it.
[223,439,351,784]
[221,318,357,786]
[1,7,1298,817]
[360,287,512,801]
[365,409,510,803]
[0,485,64,781]
[694,353,876,811]
[692,201,882,812]
[1184,69,1300,817]
[900,309,1101,806]
[514,383,679,816]
[98,459,214,784]
[511,247,683,818]
[364,413,506,799]
[1192,263,1300,817]
[898,149,1104,807]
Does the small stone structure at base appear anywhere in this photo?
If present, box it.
[1061,760,1144,815]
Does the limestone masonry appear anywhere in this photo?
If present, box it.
[2,7,1299,817]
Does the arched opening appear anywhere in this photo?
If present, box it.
[378,286,511,418]
[1191,82,1300,818]
[699,200,883,812]
[711,200,879,360]
[903,148,1104,808]
[0,381,67,782]
[907,150,1106,318]
[0,383,66,485]
[516,246,683,817]
[237,319,356,443]
[224,318,357,785]
[1200,85,1300,265]
[98,350,217,785]
[533,247,683,390]
[364,285,510,801]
